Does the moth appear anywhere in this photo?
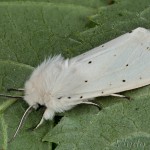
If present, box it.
[0,27,150,139]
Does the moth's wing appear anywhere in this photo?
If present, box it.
[71,27,144,63]
[53,27,150,101]
[72,27,149,61]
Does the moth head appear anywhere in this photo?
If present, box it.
[23,67,50,108]
[24,79,43,108]
[0,71,48,141]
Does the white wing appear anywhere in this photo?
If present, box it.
[52,27,150,101]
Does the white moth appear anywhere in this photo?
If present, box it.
[1,27,150,139]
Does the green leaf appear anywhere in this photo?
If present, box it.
[75,0,150,52]
[0,1,99,149]
[0,0,150,149]
[0,2,96,66]
[104,132,150,150]
[43,90,150,150]
[0,0,108,8]
[0,114,8,150]
[43,0,150,149]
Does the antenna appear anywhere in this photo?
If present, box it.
[8,105,33,143]
[0,88,24,99]
[0,94,23,99]
[7,88,24,92]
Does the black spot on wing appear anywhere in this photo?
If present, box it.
[88,61,92,64]
[122,80,126,82]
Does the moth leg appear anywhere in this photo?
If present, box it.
[35,117,45,129]
[34,108,55,129]
[7,88,24,92]
[80,102,102,110]
[110,94,130,100]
